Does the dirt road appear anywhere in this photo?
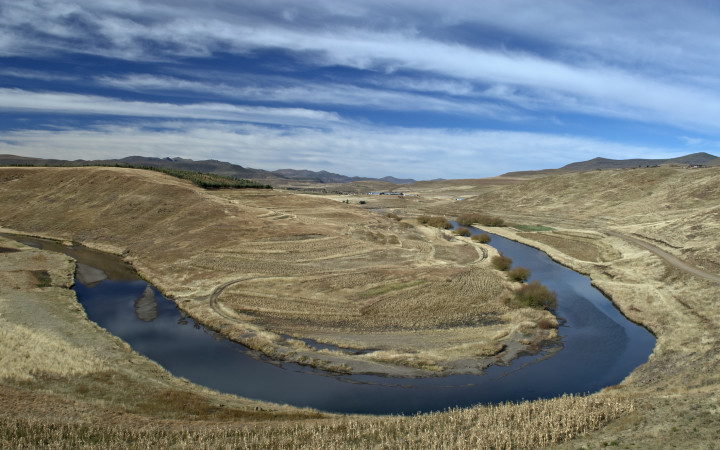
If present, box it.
[605,230,720,284]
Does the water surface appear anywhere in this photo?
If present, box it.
[6,232,655,414]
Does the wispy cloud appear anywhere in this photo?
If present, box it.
[0,88,341,126]
[3,1,720,133]
[0,120,675,179]
[95,74,519,118]
[0,68,79,82]
[1,1,719,177]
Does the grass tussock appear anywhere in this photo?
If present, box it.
[454,227,471,237]
[0,394,633,449]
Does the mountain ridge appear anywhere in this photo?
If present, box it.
[0,154,417,184]
[502,152,719,177]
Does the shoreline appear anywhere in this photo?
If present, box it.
[1,228,562,379]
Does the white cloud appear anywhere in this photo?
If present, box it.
[95,74,519,118]
[0,88,341,126]
[0,68,78,82]
[2,0,720,175]
[0,120,678,179]
[4,1,719,132]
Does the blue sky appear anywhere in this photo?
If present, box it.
[1,1,720,179]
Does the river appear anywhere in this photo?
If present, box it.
[5,231,655,415]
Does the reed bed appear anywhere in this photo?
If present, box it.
[0,394,633,449]
[0,319,106,381]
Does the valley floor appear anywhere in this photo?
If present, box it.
[1,165,720,448]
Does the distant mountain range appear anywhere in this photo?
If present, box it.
[2,152,717,185]
[503,152,719,177]
[272,168,415,184]
[560,152,719,171]
[0,155,417,184]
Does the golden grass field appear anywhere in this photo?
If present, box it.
[1,164,719,448]
[0,166,558,377]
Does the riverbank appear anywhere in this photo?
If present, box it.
[475,224,720,447]
[2,165,720,447]
[0,167,561,379]
[0,236,314,423]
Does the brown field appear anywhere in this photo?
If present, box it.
[0,167,555,377]
[2,164,720,448]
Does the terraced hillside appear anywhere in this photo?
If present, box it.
[2,165,720,447]
[457,166,720,272]
[0,166,555,376]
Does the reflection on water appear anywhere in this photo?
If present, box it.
[76,263,108,287]
[134,284,158,322]
[2,232,656,415]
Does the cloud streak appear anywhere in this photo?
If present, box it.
[0,121,675,180]
[0,89,340,126]
[1,1,719,177]
[2,1,719,133]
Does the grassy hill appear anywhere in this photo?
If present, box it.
[460,165,720,273]
[2,165,720,447]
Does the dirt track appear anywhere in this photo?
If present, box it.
[605,230,720,284]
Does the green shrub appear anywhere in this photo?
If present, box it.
[509,281,557,310]
[454,227,471,237]
[491,254,512,271]
[472,233,491,244]
[457,213,505,227]
[513,224,555,232]
[417,215,452,229]
[132,166,270,189]
[31,270,52,287]
[507,267,531,282]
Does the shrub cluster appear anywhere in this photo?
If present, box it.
[417,215,453,229]
[472,233,491,244]
[507,267,531,282]
[509,280,557,310]
[456,213,505,227]
[454,227,472,237]
[491,254,512,271]
[115,165,271,189]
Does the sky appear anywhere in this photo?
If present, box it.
[1,1,720,180]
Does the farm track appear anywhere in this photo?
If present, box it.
[490,211,720,285]
[605,230,720,285]
[206,278,254,322]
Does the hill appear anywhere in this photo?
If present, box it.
[560,152,719,171]
[501,152,719,177]
[461,165,720,273]
[2,165,720,447]
[272,168,415,184]
[0,154,415,185]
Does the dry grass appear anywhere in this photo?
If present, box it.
[0,167,551,377]
[517,231,620,262]
[0,394,633,449]
[0,318,107,381]
[4,165,720,448]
